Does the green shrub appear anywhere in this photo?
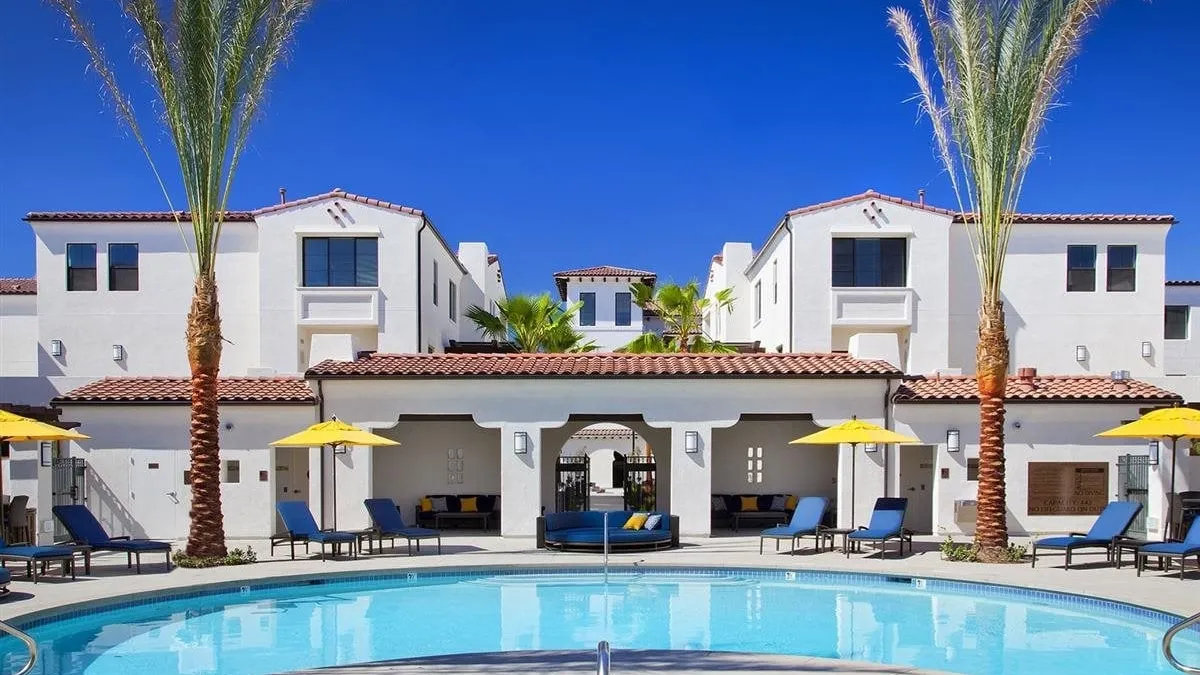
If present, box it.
[173,546,258,568]
[939,536,1027,563]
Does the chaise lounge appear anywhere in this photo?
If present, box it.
[759,496,829,555]
[272,501,358,561]
[846,498,911,559]
[364,498,442,555]
[537,510,678,552]
[0,536,79,583]
[1031,501,1142,570]
[53,504,172,574]
[1136,516,1200,580]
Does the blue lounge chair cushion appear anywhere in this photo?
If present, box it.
[364,498,440,538]
[848,498,908,540]
[98,539,172,552]
[1034,501,1142,549]
[849,527,902,540]
[762,497,828,537]
[276,501,356,543]
[0,568,10,585]
[1140,541,1200,556]
[392,527,440,538]
[52,504,172,551]
[1035,535,1109,548]
[0,545,77,559]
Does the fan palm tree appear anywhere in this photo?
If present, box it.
[889,0,1106,557]
[621,281,735,353]
[466,294,596,353]
[50,0,313,557]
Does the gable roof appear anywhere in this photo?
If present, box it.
[893,375,1180,404]
[252,188,424,217]
[54,377,316,404]
[552,265,657,300]
[0,278,36,295]
[307,351,900,379]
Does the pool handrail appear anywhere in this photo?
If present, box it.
[596,640,611,675]
[0,617,37,675]
[1164,610,1200,673]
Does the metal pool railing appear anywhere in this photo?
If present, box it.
[1164,610,1200,674]
[596,640,611,675]
[0,618,37,675]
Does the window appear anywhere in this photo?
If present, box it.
[223,459,240,483]
[301,237,377,287]
[772,260,778,304]
[1107,245,1137,292]
[579,292,596,326]
[1066,245,1096,292]
[66,243,97,291]
[1166,305,1190,340]
[967,458,979,482]
[108,243,139,291]
[615,292,632,326]
[753,281,762,322]
[449,280,457,321]
[432,260,439,305]
[746,447,763,484]
[831,238,907,287]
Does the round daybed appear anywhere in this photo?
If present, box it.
[536,510,678,552]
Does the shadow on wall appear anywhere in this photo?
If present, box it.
[83,463,147,540]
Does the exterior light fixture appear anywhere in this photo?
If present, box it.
[863,442,878,453]
[1148,440,1160,466]
[1141,341,1153,358]
[513,431,529,454]
[50,339,64,357]
[947,429,961,452]
[1075,345,1087,362]
[112,344,125,361]
[684,431,699,453]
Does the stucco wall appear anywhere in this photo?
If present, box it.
[711,420,836,500]
[1164,285,1200,378]
[746,238,792,354]
[420,225,470,353]
[0,295,37,378]
[566,280,646,351]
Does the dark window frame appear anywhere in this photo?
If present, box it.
[1106,244,1137,292]
[967,458,980,482]
[1166,305,1190,340]
[579,292,596,326]
[449,280,457,322]
[1066,244,1096,292]
[107,243,139,291]
[615,292,632,326]
[66,243,98,291]
[753,281,762,322]
[831,237,908,288]
[301,237,378,287]
[432,259,439,305]
[772,259,778,304]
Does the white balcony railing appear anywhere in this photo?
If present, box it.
[295,287,380,327]
[830,287,915,327]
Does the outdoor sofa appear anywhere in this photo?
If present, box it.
[0,536,79,582]
[52,504,172,574]
[415,494,500,530]
[537,510,678,551]
[1030,501,1142,570]
[711,493,800,531]
[1136,516,1200,580]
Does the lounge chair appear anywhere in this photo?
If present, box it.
[1136,516,1200,580]
[846,497,911,559]
[1030,500,1142,570]
[364,499,442,555]
[272,501,357,561]
[759,496,829,554]
[0,537,79,583]
[52,505,172,574]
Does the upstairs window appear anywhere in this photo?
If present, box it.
[302,237,377,287]
[831,238,906,287]
[108,243,139,291]
[1166,305,1190,340]
[753,281,762,322]
[432,260,439,305]
[772,260,778,304]
[579,292,596,326]
[615,292,632,326]
[1066,245,1096,292]
[449,280,457,321]
[1107,245,1137,292]
[66,243,97,291]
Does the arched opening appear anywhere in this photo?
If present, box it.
[556,423,655,512]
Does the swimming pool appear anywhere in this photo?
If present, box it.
[2,567,1196,675]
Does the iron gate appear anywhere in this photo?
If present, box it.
[623,457,656,511]
[51,456,87,541]
[1117,454,1150,538]
[555,456,590,512]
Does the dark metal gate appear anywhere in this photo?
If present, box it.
[51,456,87,541]
[623,457,656,511]
[1118,454,1150,538]
[555,456,590,512]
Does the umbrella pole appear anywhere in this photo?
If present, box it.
[851,442,857,526]
[331,443,339,531]
[1169,436,1179,540]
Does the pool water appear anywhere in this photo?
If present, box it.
[2,569,1197,675]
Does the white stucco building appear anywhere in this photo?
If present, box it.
[1,187,1196,550]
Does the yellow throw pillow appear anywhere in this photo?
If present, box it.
[785,495,799,511]
[623,513,649,530]
[461,497,478,513]
[419,497,433,512]
[740,496,759,512]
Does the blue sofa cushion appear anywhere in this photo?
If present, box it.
[544,527,671,545]
[543,511,669,532]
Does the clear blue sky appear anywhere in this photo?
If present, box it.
[1,1,1196,296]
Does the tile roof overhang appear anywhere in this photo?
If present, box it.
[53,377,317,404]
[0,278,36,295]
[1167,280,1200,287]
[24,211,255,223]
[552,266,657,301]
[893,375,1182,404]
[307,352,901,380]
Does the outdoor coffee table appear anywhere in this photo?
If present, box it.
[350,529,378,555]
[434,512,492,530]
[819,528,856,554]
[730,511,788,532]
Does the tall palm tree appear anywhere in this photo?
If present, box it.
[51,0,313,557]
[466,294,596,353]
[622,281,735,353]
[889,0,1106,557]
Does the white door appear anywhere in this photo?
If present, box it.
[129,450,190,539]
[274,448,309,531]
[898,445,935,533]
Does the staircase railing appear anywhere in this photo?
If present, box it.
[0,618,37,675]
[596,640,611,675]
[1163,610,1200,674]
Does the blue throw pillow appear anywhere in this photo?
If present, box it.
[643,514,663,531]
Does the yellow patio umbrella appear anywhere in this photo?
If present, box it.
[0,409,90,521]
[272,417,399,529]
[1096,405,1200,538]
[790,417,918,523]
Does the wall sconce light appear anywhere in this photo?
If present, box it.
[513,431,529,454]
[112,344,125,361]
[50,339,64,357]
[1075,345,1087,362]
[684,431,699,454]
[1141,341,1153,358]
[863,442,878,453]
[1148,440,1160,466]
[947,429,961,452]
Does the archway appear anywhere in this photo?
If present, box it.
[556,423,655,512]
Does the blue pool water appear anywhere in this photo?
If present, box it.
[1,568,1197,675]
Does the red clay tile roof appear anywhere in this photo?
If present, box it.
[893,375,1181,404]
[712,255,723,265]
[253,188,423,217]
[24,210,255,223]
[53,377,316,404]
[487,254,499,264]
[784,189,1175,225]
[553,265,657,300]
[0,278,36,295]
[307,352,900,379]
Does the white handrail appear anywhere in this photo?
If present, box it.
[603,511,609,583]
[0,618,37,675]
[1164,610,1200,674]
[596,640,611,675]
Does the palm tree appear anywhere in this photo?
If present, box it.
[51,0,313,557]
[622,281,735,353]
[889,0,1106,558]
[466,294,596,353]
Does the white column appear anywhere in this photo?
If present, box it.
[501,425,543,537]
[669,426,712,537]
[308,446,325,527]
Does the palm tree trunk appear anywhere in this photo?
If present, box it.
[974,299,1009,556]
[185,275,227,558]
